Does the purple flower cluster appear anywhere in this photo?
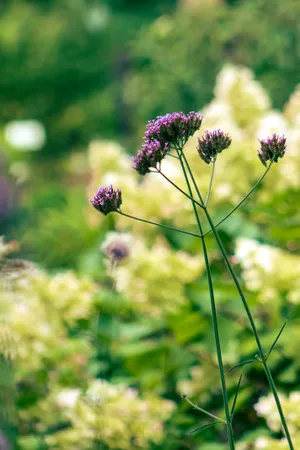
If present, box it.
[132,139,169,175]
[197,130,232,164]
[145,112,203,144]
[258,134,287,166]
[89,185,122,215]
[133,112,203,175]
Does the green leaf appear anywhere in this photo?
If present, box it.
[168,311,207,344]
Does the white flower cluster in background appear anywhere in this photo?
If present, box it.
[0,267,96,374]
[20,380,174,450]
[252,393,300,449]
[255,392,300,435]
[115,236,203,317]
[236,238,300,304]
[237,393,300,449]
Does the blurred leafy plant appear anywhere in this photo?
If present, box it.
[125,0,300,138]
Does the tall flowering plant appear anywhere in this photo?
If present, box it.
[89,112,292,450]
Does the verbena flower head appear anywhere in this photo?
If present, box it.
[197,129,232,164]
[132,139,169,175]
[133,112,203,175]
[145,111,203,147]
[258,134,287,166]
[89,185,122,215]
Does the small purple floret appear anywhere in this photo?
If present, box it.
[89,185,122,215]
[197,129,232,164]
[258,134,287,166]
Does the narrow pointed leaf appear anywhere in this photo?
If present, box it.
[266,321,287,360]
[187,421,221,435]
[231,374,243,418]
[227,359,255,373]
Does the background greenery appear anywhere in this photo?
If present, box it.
[0,0,299,449]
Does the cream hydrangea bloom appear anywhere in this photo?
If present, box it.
[284,84,300,125]
[251,392,300,449]
[0,268,96,373]
[116,236,203,316]
[255,392,300,436]
[238,392,300,449]
[21,380,174,450]
[236,238,300,304]
[214,65,270,130]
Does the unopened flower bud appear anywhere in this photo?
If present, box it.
[197,129,232,164]
[133,112,203,176]
[89,185,122,215]
[145,112,203,147]
[258,134,286,166]
[132,140,169,175]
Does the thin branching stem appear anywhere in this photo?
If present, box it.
[175,149,235,450]
[157,169,204,209]
[205,158,216,206]
[183,395,226,424]
[181,155,294,450]
[167,152,179,159]
[203,163,273,236]
[118,211,201,238]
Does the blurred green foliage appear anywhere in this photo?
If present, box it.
[126,0,300,136]
[0,0,300,449]
[1,0,299,159]
[0,0,176,157]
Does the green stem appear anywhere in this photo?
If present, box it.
[205,209,294,450]
[205,158,216,206]
[203,163,272,236]
[182,156,294,450]
[118,211,201,239]
[180,152,205,205]
[157,170,204,209]
[176,150,235,450]
[167,152,179,159]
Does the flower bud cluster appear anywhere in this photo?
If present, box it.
[258,133,287,166]
[89,185,122,215]
[197,129,232,164]
[132,139,169,175]
[132,112,203,175]
[145,111,203,145]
